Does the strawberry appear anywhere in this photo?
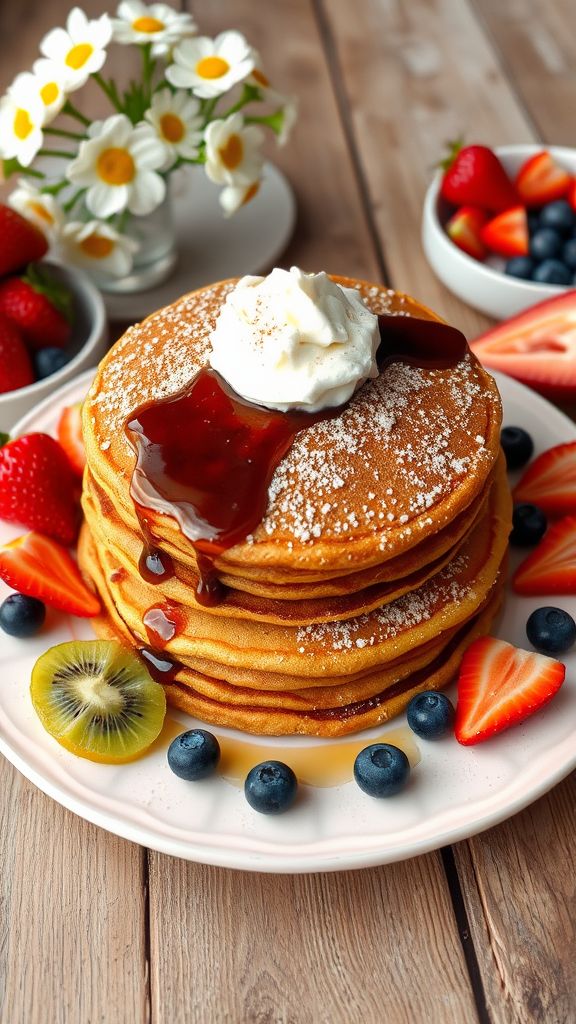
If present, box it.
[440,142,518,212]
[0,314,33,394]
[0,264,72,350]
[0,533,100,617]
[455,636,565,745]
[515,151,572,208]
[513,442,576,517]
[57,403,86,478]
[481,206,529,257]
[568,179,576,212]
[513,517,576,595]
[445,206,488,260]
[0,433,79,546]
[469,289,576,399]
[0,204,48,277]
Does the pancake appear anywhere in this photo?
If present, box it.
[79,274,509,737]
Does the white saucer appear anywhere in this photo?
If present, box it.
[103,162,296,322]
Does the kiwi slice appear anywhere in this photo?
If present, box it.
[31,640,166,764]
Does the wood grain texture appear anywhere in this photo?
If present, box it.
[0,760,148,1024]
[148,856,478,1024]
[472,0,576,145]
[453,773,576,1024]
[317,0,536,335]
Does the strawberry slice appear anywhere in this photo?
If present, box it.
[57,404,85,478]
[0,433,79,546]
[446,206,488,260]
[513,516,576,595]
[469,290,576,399]
[440,142,518,212]
[0,533,100,617]
[481,206,529,257]
[515,151,572,208]
[513,442,576,516]
[455,636,565,744]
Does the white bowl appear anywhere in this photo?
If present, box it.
[0,262,108,432]
[422,143,576,320]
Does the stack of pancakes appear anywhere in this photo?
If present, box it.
[79,277,511,737]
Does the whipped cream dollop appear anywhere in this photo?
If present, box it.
[208,267,380,412]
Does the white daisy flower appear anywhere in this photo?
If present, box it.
[166,31,255,99]
[219,179,261,218]
[60,220,138,277]
[8,180,64,239]
[40,7,112,92]
[112,1,196,56]
[248,59,298,147]
[16,61,68,125]
[204,113,264,188]
[0,84,45,167]
[67,113,166,218]
[144,89,203,169]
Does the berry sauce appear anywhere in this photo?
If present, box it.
[126,313,466,607]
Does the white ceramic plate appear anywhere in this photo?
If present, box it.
[1,369,575,873]
[103,162,296,322]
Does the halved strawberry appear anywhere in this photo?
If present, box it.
[0,533,100,617]
[469,290,576,399]
[446,206,488,260]
[455,636,565,745]
[513,442,576,516]
[57,404,85,478]
[513,517,576,595]
[481,206,529,257]
[0,433,79,546]
[515,151,572,208]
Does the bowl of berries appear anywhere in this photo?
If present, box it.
[422,143,576,320]
[0,205,108,431]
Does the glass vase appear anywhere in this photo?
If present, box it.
[100,192,178,295]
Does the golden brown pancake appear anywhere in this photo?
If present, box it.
[79,276,509,736]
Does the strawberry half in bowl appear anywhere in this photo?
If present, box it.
[422,144,576,320]
[0,261,108,432]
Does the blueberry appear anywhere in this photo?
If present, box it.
[33,348,70,380]
[526,606,576,655]
[539,200,575,235]
[500,426,534,469]
[353,743,410,798]
[0,593,45,638]
[504,256,534,281]
[562,238,576,270]
[510,503,547,546]
[532,259,572,285]
[244,760,297,814]
[167,729,220,780]
[530,228,563,261]
[406,691,455,739]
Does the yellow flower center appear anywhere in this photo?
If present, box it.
[80,235,115,259]
[97,147,135,186]
[40,82,59,106]
[160,113,185,143]
[132,16,165,33]
[13,108,34,141]
[242,182,260,206]
[252,69,270,88]
[29,202,54,224]
[196,56,230,80]
[219,133,244,170]
[66,43,94,70]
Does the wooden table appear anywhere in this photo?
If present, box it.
[1,1,575,1021]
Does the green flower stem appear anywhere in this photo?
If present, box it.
[93,72,124,113]
[245,109,283,135]
[63,188,86,214]
[44,126,86,142]
[115,208,130,234]
[201,97,219,122]
[141,43,156,102]
[3,157,44,179]
[39,148,77,159]
[220,84,262,119]
[63,100,91,126]
[40,180,69,195]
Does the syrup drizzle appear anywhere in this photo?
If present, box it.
[126,314,467,607]
[143,602,185,646]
